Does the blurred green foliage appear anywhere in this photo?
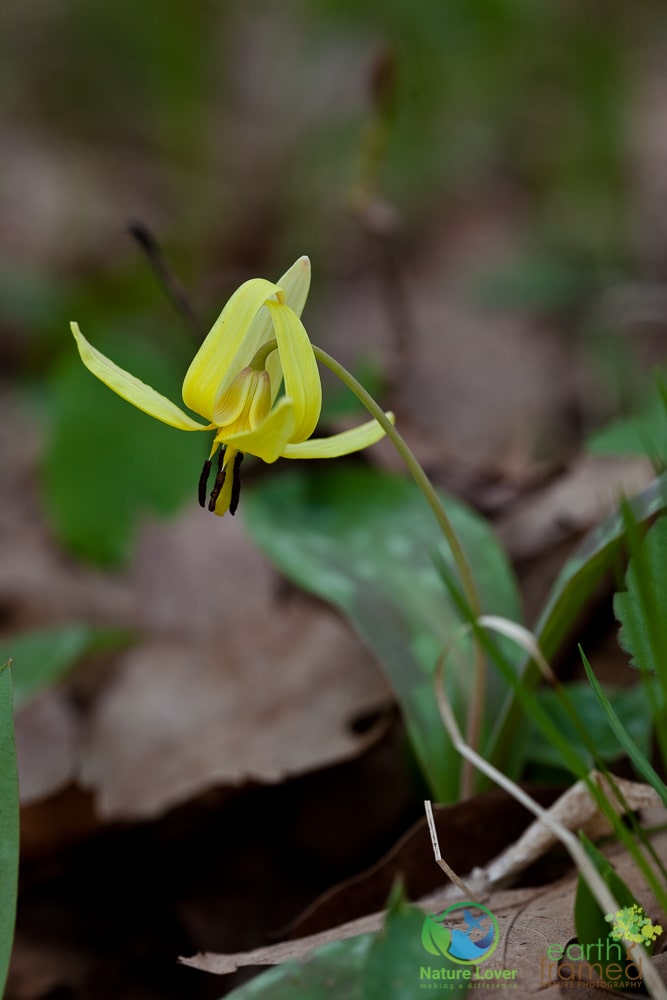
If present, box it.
[0,624,127,709]
[44,329,205,565]
[1,0,665,559]
[305,0,631,253]
[588,375,667,465]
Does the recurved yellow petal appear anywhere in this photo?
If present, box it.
[182,277,279,420]
[282,413,393,459]
[276,255,311,319]
[265,256,312,404]
[70,322,208,432]
[265,300,321,443]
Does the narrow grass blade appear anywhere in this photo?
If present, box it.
[581,649,667,807]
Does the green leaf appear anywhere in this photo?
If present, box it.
[614,517,667,676]
[581,649,667,806]
[525,681,651,771]
[0,664,19,998]
[421,913,452,957]
[537,476,667,666]
[244,465,521,801]
[575,835,645,956]
[362,888,453,999]
[588,375,667,463]
[43,334,205,566]
[223,890,455,1000]
[588,413,667,462]
[0,624,127,709]
[224,935,371,999]
[487,472,667,774]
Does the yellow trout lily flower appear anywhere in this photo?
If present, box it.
[70,256,390,516]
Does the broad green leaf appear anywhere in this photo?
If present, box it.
[614,517,667,677]
[43,334,205,566]
[0,663,19,997]
[525,681,651,771]
[362,892,460,999]
[223,892,447,1000]
[244,465,521,801]
[224,935,371,999]
[588,376,667,463]
[536,475,667,665]
[0,624,126,709]
[588,412,667,462]
[488,472,667,774]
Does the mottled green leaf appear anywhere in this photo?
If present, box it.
[244,465,521,801]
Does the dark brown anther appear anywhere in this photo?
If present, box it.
[229,452,245,516]
[197,459,212,508]
[207,448,226,512]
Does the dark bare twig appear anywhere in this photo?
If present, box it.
[128,220,204,343]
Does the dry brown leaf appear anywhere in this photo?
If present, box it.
[77,509,390,820]
[181,787,667,990]
[182,829,667,990]
[496,454,655,563]
[0,394,392,819]
[78,621,389,820]
[14,691,78,805]
[282,787,561,939]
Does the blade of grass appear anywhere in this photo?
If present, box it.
[581,648,667,807]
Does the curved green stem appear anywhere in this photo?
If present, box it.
[313,345,485,795]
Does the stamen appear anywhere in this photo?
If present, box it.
[207,448,227,512]
[229,452,245,516]
[197,459,212,508]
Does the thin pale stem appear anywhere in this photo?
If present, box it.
[313,344,485,795]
